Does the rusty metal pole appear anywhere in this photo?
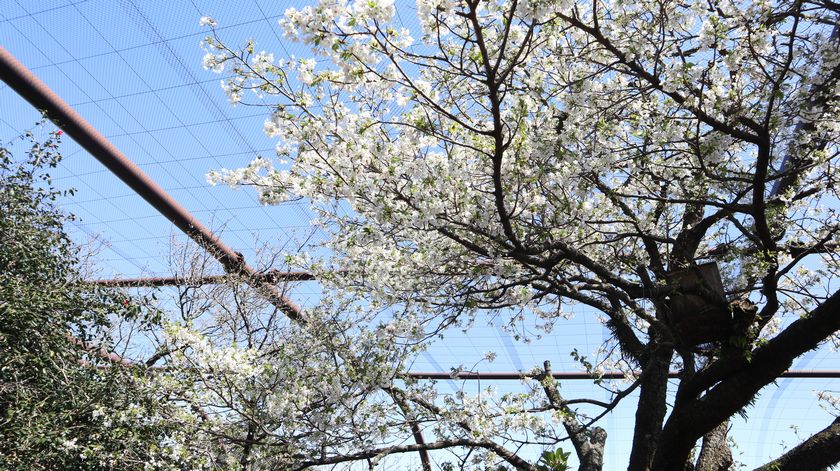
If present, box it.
[404,370,840,380]
[0,46,304,322]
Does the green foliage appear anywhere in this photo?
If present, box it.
[0,130,184,470]
[535,447,572,471]
[506,447,572,471]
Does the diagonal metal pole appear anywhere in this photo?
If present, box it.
[0,46,304,322]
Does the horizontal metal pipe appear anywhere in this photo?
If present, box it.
[95,366,840,380]
[88,270,317,287]
[405,370,840,380]
[0,46,303,322]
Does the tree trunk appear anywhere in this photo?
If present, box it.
[695,420,732,471]
[628,346,673,471]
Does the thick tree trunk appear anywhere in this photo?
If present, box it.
[652,290,840,470]
[627,346,673,471]
[695,420,732,471]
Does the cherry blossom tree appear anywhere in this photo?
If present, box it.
[142,238,424,470]
[196,0,840,469]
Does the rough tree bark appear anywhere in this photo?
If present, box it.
[695,420,733,471]
[653,289,840,470]
[540,361,606,471]
[753,416,840,471]
[628,345,673,471]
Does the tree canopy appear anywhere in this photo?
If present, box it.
[5,0,840,469]
[0,131,197,470]
[193,0,840,469]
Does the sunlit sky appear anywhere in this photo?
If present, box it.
[1,1,837,468]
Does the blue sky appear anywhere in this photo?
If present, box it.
[1,1,838,468]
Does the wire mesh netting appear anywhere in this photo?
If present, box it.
[2,1,839,467]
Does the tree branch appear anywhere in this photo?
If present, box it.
[656,289,840,469]
[753,416,840,471]
[539,361,606,471]
[291,437,535,470]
